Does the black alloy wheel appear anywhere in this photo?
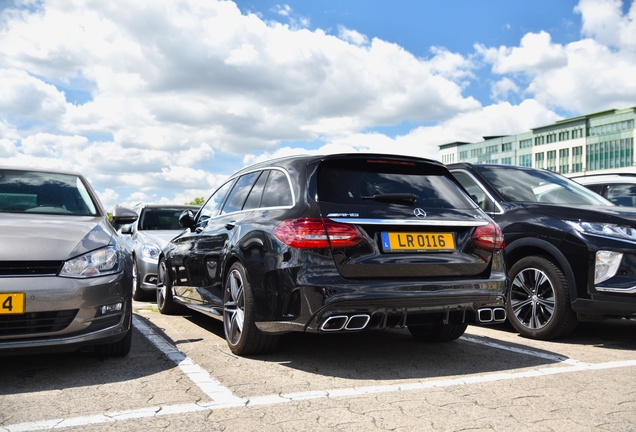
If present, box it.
[223,262,279,355]
[507,256,578,340]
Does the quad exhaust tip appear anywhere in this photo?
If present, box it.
[321,314,371,331]
[477,307,507,323]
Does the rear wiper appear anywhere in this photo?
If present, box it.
[361,193,417,203]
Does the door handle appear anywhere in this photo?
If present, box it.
[225,222,236,230]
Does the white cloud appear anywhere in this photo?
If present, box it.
[577,0,636,50]
[0,69,67,120]
[477,2,636,113]
[338,26,369,46]
[476,31,567,74]
[0,0,633,207]
[491,77,521,101]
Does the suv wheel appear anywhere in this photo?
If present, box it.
[507,256,578,340]
[223,262,279,355]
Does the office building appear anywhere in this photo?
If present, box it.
[439,106,636,177]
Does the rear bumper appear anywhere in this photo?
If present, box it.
[255,282,506,334]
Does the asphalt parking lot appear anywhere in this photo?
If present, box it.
[1,301,636,432]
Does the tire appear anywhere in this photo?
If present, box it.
[131,257,149,301]
[408,322,467,342]
[507,256,578,340]
[156,258,182,315]
[223,262,279,356]
[95,328,132,358]
[95,304,133,358]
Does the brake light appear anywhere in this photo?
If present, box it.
[274,218,363,249]
[471,222,505,251]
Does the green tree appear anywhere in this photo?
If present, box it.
[187,197,205,205]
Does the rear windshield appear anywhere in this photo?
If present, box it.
[317,163,476,209]
[0,169,99,216]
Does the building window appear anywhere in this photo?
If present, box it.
[547,150,557,171]
[586,138,633,172]
[572,129,584,139]
[501,157,512,165]
[519,139,532,148]
[442,154,455,164]
[589,120,635,137]
[558,131,569,141]
[459,151,468,159]
[519,154,532,167]
[535,136,545,146]
[502,142,512,152]
[559,148,570,174]
[535,152,544,169]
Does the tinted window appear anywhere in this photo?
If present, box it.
[222,172,260,214]
[243,170,268,210]
[479,167,612,205]
[261,170,293,208]
[199,180,234,220]
[318,167,475,209]
[452,171,497,212]
[139,208,189,230]
[606,184,636,206]
[0,169,98,215]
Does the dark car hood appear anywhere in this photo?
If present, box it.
[0,213,114,261]
[523,203,636,225]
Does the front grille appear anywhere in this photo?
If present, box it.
[0,310,78,336]
[0,261,63,276]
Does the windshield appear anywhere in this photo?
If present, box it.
[479,166,614,206]
[139,208,190,230]
[0,169,99,216]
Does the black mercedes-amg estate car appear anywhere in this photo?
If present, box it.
[449,163,636,340]
[158,154,507,355]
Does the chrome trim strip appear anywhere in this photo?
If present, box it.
[596,285,636,294]
[329,218,489,226]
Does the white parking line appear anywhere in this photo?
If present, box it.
[3,320,636,432]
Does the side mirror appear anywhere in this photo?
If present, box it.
[120,224,132,235]
[112,207,138,225]
[179,209,196,229]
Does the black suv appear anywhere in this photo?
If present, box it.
[449,163,636,340]
[158,154,507,355]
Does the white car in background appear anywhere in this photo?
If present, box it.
[572,173,636,207]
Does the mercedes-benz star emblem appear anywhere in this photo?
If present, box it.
[414,208,427,219]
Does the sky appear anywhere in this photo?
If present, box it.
[1,0,635,211]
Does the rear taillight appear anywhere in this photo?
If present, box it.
[274,218,363,249]
[471,222,505,251]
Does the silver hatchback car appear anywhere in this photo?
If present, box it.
[0,167,138,356]
[119,203,199,301]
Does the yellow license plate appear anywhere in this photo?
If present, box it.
[0,292,25,314]
[381,232,455,252]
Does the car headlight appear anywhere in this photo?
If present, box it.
[565,221,636,242]
[59,246,122,278]
[142,243,161,260]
